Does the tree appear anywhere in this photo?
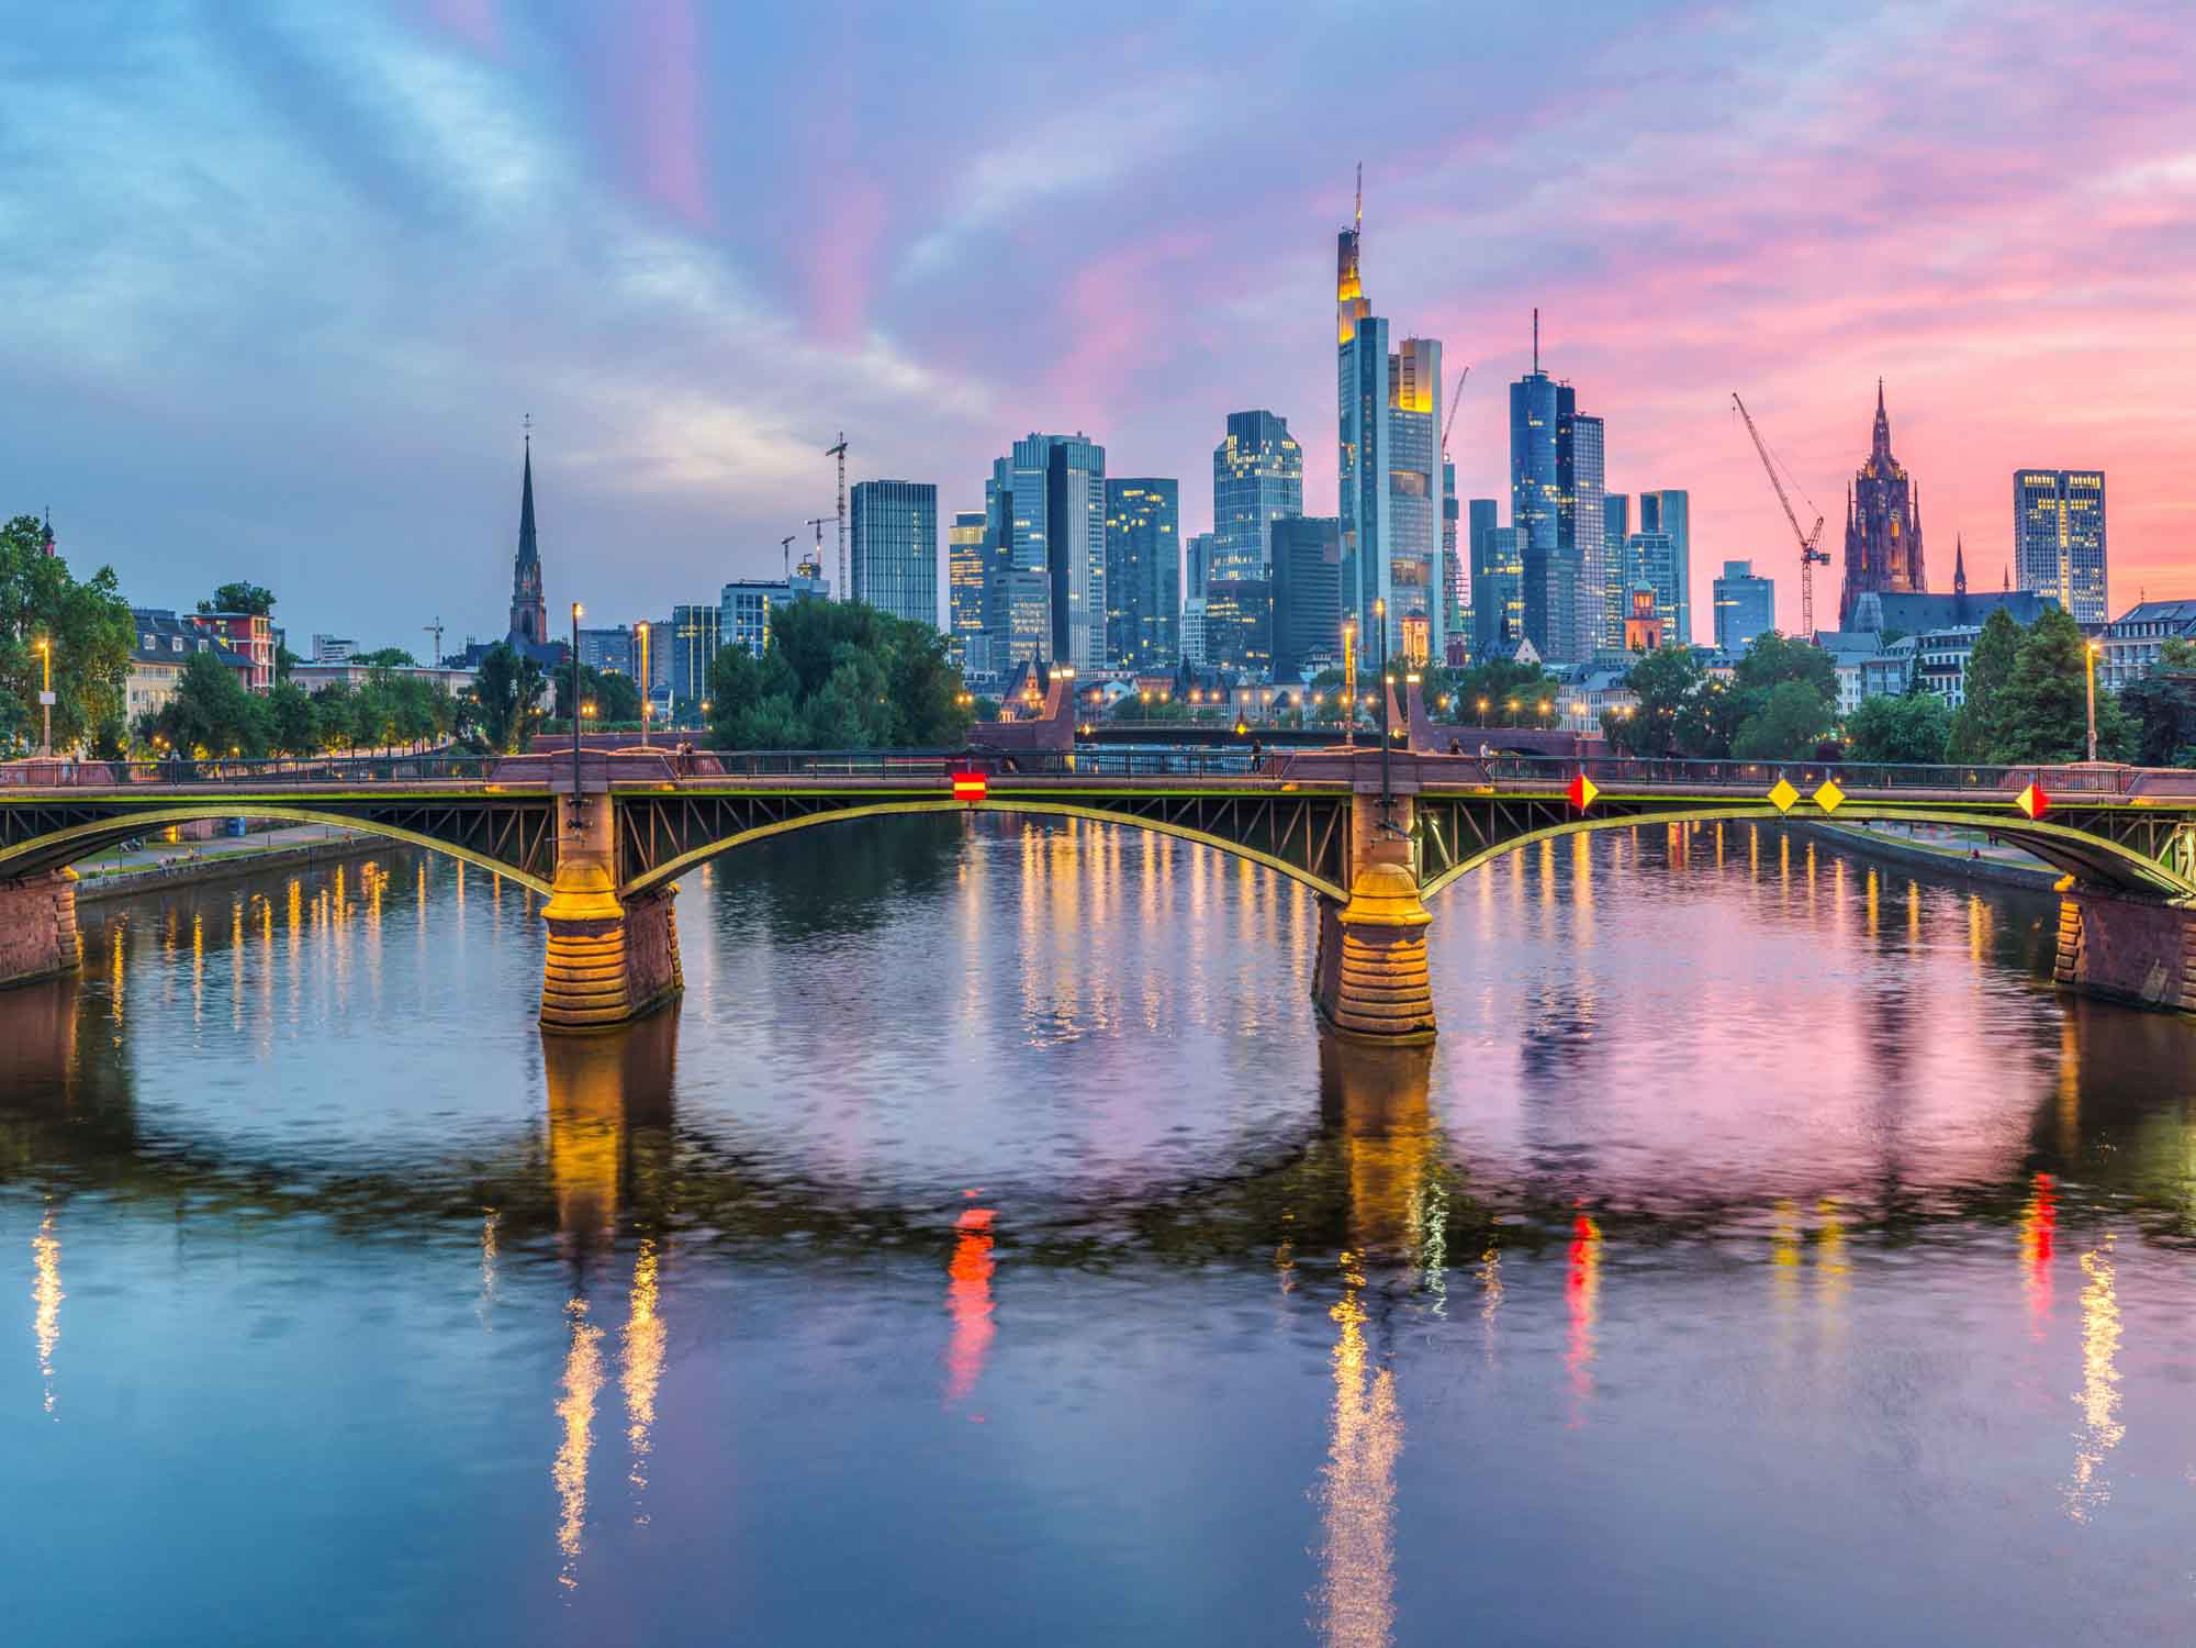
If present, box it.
[1845,692,1952,764]
[1606,647,1705,756]
[703,600,972,750]
[353,646,418,668]
[1732,678,1835,759]
[199,582,276,616]
[144,649,270,757]
[464,643,545,753]
[266,681,319,755]
[1948,608,2022,760]
[0,514,135,757]
[2119,668,2196,767]
[1988,605,2132,763]
[1444,658,1558,726]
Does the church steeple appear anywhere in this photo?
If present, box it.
[1953,534,1967,596]
[1871,378,1892,462]
[38,508,54,559]
[507,421,548,649]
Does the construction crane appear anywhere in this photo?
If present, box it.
[804,516,832,588]
[779,534,796,580]
[1440,365,1471,460]
[423,615,444,667]
[824,433,848,601]
[1731,392,1834,637]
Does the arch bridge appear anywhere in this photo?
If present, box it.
[3,748,2194,1038]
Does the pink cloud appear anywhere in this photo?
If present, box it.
[609,0,710,227]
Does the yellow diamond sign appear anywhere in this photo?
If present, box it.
[1767,777,1800,814]
[1813,779,1845,813]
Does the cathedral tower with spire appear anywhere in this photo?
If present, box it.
[507,428,548,650]
[1837,381,1927,626]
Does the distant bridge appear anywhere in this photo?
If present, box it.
[4,745,2194,1037]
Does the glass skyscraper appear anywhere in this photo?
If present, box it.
[1468,499,1523,660]
[1712,560,1776,655]
[669,603,721,707]
[1510,356,1577,664]
[1213,411,1302,580]
[1336,199,1442,662]
[2014,469,2107,624]
[948,510,987,667]
[1104,478,1180,669]
[1621,532,1679,646]
[1184,532,1216,602]
[1638,490,1693,644]
[980,435,1107,670]
[1271,516,1343,681]
[1565,413,1609,657]
[849,480,938,629]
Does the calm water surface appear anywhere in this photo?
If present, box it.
[5,818,2196,1645]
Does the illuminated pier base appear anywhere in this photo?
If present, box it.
[540,798,683,1033]
[1314,821,1437,1044]
[2053,890,2196,1014]
[0,869,80,991]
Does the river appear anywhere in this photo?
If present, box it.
[4,817,2194,1645]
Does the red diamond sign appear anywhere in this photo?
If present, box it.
[2015,782,2049,820]
[1568,773,1599,811]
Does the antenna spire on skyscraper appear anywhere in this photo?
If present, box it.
[1532,308,1540,375]
[1354,162,1362,233]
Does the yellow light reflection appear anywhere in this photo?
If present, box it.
[623,1237,665,1517]
[1317,1253,1400,1648]
[1566,1211,1602,1418]
[33,1206,62,1416]
[553,1297,605,1589]
[2066,1238,2122,1522]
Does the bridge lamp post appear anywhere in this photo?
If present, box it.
[2085,640,2101,763]
[1341,618,1358,746]
[635,621,650,748]
[570,603,584,804]
[33,635,53,758]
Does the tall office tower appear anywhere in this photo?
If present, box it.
[1604,493,1630,555]
[1566,412,1609,656]
[948,510,988,669]
[2014,469,2107,624]
[575,626,634,676]
[1837,382,1927,626]
[1442,459,1465,642]
[1271,516,1344,681]
[1213,411,1303,580]
[996,433,1108,669]
[1712,560,1776,655]
[849,480,939,628]
[669,603,721,706]
[1335,183,1443,661]
[1466,500,1516,658]
[643,617,673,695]
[1637,490,1693,644]
[1180,596,1208,667]
[1621,532,1679,644]
[1509,320,1587,664]
[1184,532,1216,602]
[1203,579,1274,677]
[1104,478,1181,669]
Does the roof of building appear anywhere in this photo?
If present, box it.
[1852,588,2056,635]
[128,610,253,671]
[2107,599,2196,630]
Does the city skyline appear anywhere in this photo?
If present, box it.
[6,2,2192,647]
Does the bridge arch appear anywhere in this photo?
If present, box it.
[616,797,1350,902]
[0,805,557,897]
[1416,806,2196,903]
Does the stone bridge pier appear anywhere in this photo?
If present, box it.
[0,868,80,991]
[1312,782,1437,1045]
[539,794,683,1034]
[2053,888,2196,1013]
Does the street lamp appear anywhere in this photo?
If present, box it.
[635,621,651,748]
[570,602,584,802]
[33,635,53,758]
[1342,617,1358,746]
[2085,640,2101,762]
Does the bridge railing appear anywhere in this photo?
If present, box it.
[1482,755,2158,795]
[701,748,1264,780]
[0,753,507,788]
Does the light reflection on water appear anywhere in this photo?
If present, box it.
[2,818,2195,1645]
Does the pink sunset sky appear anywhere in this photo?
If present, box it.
[3,0,2191,642]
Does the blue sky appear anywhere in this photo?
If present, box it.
[4,0,2191,648]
